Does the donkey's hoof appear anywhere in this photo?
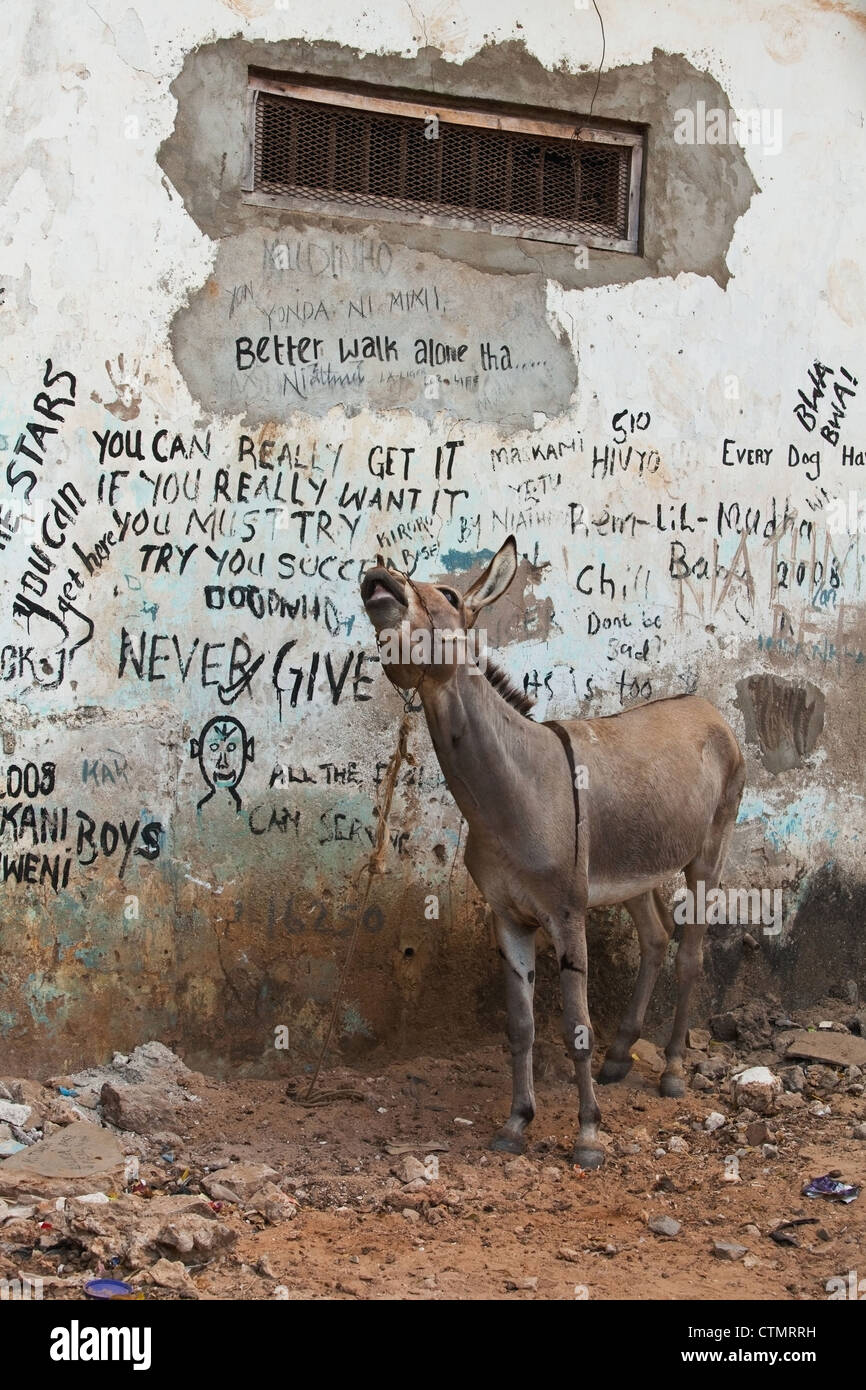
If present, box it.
[489,1128,525,1155]
[598,1057,632,1085]
[659,1072,685,1099]
[572,1143,605,1170]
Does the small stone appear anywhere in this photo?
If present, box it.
[705,1111,726,1133]
[257,1254,276,1277]
[100,1081,182,1136]
[148,1257,199,1297]
[250,1183,299,1223]
[743,1223,761,1237]
[542,1166,562,1180]
[776,1092,805,1110]
[808,1100,831,1117]
[73,1088,100,1110]
[402,1207,420,1222]
[710,1012,738,1042]
[713,1240,747,1261]
[558,1246,581,1263]
[505,1276,538,1291]
[648,1215,680,1238]
[400,1155,428,1184]
[692,1074,713,1093]
[852,1122,866,1140]
[786,1030,866,1068]
[687,1028,711,1052]
[697,1055,728,1081]
[667,1135,689,1154]
[732,1066,782,1115]
[504,1156,533,1180]
[202,1164,279,1204]
[762,1143,779,1158]
[453,1117,474,1126]
[0,1100,31,1128]
[742,933,759,949]
[630,1039,665,1074]
[745,1119,769,1146]
[781,1065,806,1093]
[805,1064,839,1092]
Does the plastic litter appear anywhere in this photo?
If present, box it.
[84,1278,135,1299]
[803,1174,860,1203]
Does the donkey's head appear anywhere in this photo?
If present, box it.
[361,536,519,692]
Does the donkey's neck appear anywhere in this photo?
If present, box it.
[419,661,553,841]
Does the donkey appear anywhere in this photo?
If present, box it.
[361,536,746,1168]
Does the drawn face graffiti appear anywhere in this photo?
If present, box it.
[190,716,254,811]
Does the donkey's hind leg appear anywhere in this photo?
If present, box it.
[660,766,744,1098]
[597,892,671,1085]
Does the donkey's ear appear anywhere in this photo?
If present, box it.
[463,536,518,625]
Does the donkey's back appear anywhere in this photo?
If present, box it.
[557,695,745,909]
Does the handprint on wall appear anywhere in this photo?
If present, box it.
[90,354,149,421]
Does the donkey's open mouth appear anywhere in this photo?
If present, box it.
[361,567,408,627]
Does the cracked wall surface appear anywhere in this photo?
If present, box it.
[0,0,864,1074]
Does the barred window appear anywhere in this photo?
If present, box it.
[243,73,644,253]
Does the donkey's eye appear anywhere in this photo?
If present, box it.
[439,588,460,609]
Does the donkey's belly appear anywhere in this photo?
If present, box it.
[587,872,669,909]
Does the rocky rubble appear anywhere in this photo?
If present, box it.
[1,1004,864,1301]
[0,1042,301,1299]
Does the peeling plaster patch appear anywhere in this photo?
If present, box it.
[158,39,758,425]
[737,788,837,854]
[736,673,825,773]
[170,224,576,427]
[435,554,555,645]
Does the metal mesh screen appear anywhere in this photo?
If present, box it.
[254,92,632,242]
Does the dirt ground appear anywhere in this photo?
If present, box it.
[3,1005,864,1302]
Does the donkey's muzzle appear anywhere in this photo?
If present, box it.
[361,567,408,628]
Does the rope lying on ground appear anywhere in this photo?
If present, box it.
[289,711,412,1107]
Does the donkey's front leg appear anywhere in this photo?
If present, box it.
[490,915,537,1155]
[555,914,605,1169]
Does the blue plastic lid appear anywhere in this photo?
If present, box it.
[84,1279,135,1299]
